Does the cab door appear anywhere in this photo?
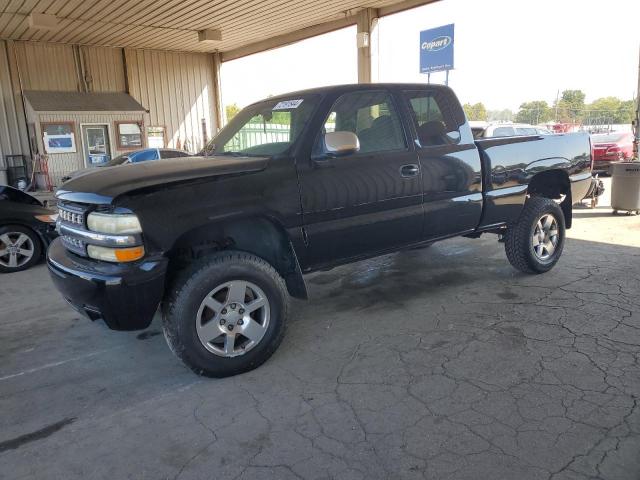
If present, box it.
[400,88,483,240]
[296,89,424,269]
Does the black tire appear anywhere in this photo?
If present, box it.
[0,225,42,273]
[504,197,565,274]
[162,250,289,377]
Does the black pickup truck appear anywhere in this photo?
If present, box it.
[47,84,592,377]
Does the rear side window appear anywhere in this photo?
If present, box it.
[403,90,461,147]
[515,127,537,135]
[492,127,515,137]
[131,149,159,162]
[316,90,406,155]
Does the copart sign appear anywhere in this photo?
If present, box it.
[419,24,455,74]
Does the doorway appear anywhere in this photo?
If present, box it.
[81,124,112,167]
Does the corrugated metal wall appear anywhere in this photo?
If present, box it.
[1,40,220,181]
[125,48,216,153]
[0,41,28,163]
[13,42,79,91]
[81,46,126,93]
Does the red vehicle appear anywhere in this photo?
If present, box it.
[591,132,634,173]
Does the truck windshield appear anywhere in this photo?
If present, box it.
[202,95,319,157]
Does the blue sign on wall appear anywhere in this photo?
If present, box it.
[420,24,454,74]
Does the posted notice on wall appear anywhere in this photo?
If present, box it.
[43,133,76,154]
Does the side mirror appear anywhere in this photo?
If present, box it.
[325,131,360,156]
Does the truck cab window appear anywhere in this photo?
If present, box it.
[403,90,461,147]
[316,91,406,155]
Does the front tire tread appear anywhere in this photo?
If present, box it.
[162,250,288,377]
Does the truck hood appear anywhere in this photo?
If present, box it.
[56,155,269,205]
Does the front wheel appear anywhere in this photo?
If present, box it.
[163,251,289,377]
[504,197,566,274]
[0,225,42,273]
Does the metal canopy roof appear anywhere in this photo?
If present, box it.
[0,0,438,59]
[24,90,146,112]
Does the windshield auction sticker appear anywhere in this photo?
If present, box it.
[273,99,303,110]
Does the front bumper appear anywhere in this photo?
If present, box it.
[570,172,593,204]
[47,237,168,331]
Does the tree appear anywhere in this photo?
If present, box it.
[554,89,586,123]
[586,97,634,124]
[462,102,488,121]
[618,100,635,124]
[225,103,240,122]
[515,100,552,124]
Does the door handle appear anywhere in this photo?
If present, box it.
[400,164,420,177]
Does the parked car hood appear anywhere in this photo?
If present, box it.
[56,155,269,205]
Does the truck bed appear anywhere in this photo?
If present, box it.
[474,132,592,229]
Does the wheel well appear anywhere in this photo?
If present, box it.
[168,217,307,299]
[527,170,573,228]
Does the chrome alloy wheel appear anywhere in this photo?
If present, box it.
[0,232,35,269]
[531,213,559,261]
[196,280,270,357]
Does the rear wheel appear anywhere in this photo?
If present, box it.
[504,197,565,274]
[0,225,42,273]
[163,251,289,377]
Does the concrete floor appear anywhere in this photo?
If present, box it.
[1,178,639,480]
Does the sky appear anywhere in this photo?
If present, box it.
[221,0,640,113]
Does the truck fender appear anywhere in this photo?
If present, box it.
[169,216,308,300]
[525,166,572,228]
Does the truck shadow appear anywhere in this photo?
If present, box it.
[301,235,640,315]
[304,238,509,312]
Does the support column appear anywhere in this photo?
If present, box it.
[356,8,379,84]
[212,51,223,133]
[634,46,640,160]
[4,40,30,157]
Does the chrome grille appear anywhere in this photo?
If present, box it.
[61,235,86,256]
[58,207,85,226]
[57,202,89,256]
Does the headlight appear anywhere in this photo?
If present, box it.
[87,212,142,234]
[87,245,145,263]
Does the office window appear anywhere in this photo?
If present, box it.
[115,121,143,149]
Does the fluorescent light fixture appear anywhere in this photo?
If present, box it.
[28,13,60,30]
[198,29,222,43]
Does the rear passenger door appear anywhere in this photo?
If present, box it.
[297,89,423,268]
[401,89,483,240]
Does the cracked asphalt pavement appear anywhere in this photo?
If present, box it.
[1,179,639,479]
